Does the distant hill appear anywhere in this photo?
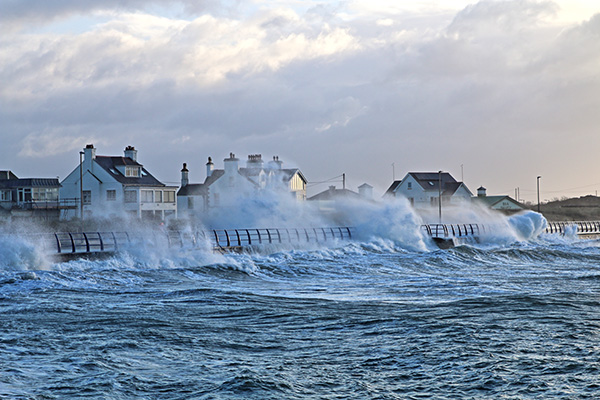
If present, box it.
[529,195,600,221]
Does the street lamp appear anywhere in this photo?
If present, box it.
[537,176,541,213]
[79,151,84,221]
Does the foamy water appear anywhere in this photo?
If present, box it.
[2,209,599,398]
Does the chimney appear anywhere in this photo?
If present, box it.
[84,144,96,161]
[206,157,214,178]
[268,155,283,169]
[181,163,189,187]
[477,186,487,197]
[124,145,137,162]
[224,153,239,175]
[358,183,373,200]
[246,154,264,169]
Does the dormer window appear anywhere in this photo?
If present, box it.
[125,166,140,177]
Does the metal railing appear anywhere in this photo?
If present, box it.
[15,227,356,256]
[545,221,600,235]
[421,224,485,239]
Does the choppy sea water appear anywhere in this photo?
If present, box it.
[2,229,600,399]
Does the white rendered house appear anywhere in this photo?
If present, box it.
[384,172,473,208]
[60,145,177,221]
[177,153,307,218]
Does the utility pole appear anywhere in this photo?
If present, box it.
[342,173,346,190]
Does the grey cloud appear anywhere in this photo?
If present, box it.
[2,1,600,200]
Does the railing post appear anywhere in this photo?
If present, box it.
[82,233,90,252]
[68,233,75,253]
[256,229,262,244]
[55,233,62,254]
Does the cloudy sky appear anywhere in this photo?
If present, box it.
[1,0,600,202]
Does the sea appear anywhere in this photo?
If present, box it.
[1,210,600,399]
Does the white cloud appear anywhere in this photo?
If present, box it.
[2,0,600,200]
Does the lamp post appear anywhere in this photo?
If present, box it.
[537,176,541,213]
[438,170,442,223]
[79,151,84,221]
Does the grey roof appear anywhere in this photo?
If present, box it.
[94,156,165,187]
[473,195,525,209]
[308,187,362,201]
[203,170,225,186]
[202,168,306,188]
[177,183,208,196]
[0,171,19,180]
[384,180,402,196]
[0,178,60,189]
[410,172,457,192]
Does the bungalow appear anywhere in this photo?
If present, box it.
[60,145,177,221]
[308,183,374,214]
[177,153,307,217]
[472,186,526,214]
[0,170,62,221]
[384,172,473,208]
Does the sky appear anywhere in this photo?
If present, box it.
[1,0,600,202]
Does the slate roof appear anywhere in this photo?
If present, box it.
[94,156,165,187]
[203,170,225,186]
[0,171,19,180]
[410,172,457,192]
[308,187,362,201]
[177,183,208,196]
[384,180,402,196]
[473,195,525,209]
[0,178,60,189]
[202,168,305,188]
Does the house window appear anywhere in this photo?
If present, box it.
[106,190,116,201]
[154,190,163,203]
[83,190,92,205]
[124,190,137,203]
[35,187,59,201]
[407,182,412,190]
[125,167,140,177]
[164,191,175,203]
[1,190,10,202]
[141,190,154,203]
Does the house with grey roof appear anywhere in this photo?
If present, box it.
[384,172,473,208]
[60,145,177,221]
[307,183,374,215]
[472,186,526,214]
[177,153,307,218]
[0,170,62,221]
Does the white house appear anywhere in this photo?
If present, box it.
[384,172,473,208]
[60,144,177,221]
[177,153,307,217]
